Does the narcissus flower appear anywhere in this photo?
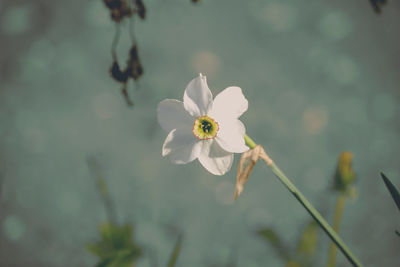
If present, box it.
[157,74,249,175]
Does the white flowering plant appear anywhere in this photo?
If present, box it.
[157,74,363,267]
[158,73,248,175]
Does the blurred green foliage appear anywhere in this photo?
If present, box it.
[258,152,363,267]
[381,172,400,211]
[296,221,318,266]
[87,223,141,267]
[1,0,400,265]
[167,234,183,267]
[380,172,400,237]
[258,228,290,262]
[258,220,318,267]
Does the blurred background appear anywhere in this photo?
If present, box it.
[0,0,399,266]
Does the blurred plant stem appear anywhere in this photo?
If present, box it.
[87,157,117,224]
[86,157,142,267]
[327,194,346,267]
[328,151,356,267]
[244,135,362,267]
[167,234,183,267]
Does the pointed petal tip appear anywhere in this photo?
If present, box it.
[183,74,213,116]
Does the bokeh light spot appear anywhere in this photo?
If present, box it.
[3,215,25,242]
[191,51,220,79]
[303,107,328,135]
[1,4,34,35]
[328,56,359,84]
[318,11,352,41]
[258,2,297,32]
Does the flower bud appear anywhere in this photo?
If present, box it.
[333,151,355,192]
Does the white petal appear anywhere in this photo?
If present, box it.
[209,86,248,122]
[216,119,248,153]
[157,99,194,132]
[183,74,213,117]
[162,129,202,164]
[198,140,234,175]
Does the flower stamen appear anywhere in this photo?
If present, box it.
[192,115,219,140]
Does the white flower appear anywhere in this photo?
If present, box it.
[157,74,249,175]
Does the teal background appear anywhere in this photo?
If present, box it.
[1,0,399,266]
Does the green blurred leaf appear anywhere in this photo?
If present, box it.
[285,261,301,267]
[296,221,318,266]
[167,234,183,267]
[258,228,290,261]
[381,172,400,211]
[87,223,141,267]
[297,221,318,256]
[97,258,113,267]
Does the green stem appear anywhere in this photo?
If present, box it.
[244,135,257,149]
[244,135,362,267]
[327,194,347,267]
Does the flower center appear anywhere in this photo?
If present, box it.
[192,115,219,140]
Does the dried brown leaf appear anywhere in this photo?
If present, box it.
[234,145,262,200]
